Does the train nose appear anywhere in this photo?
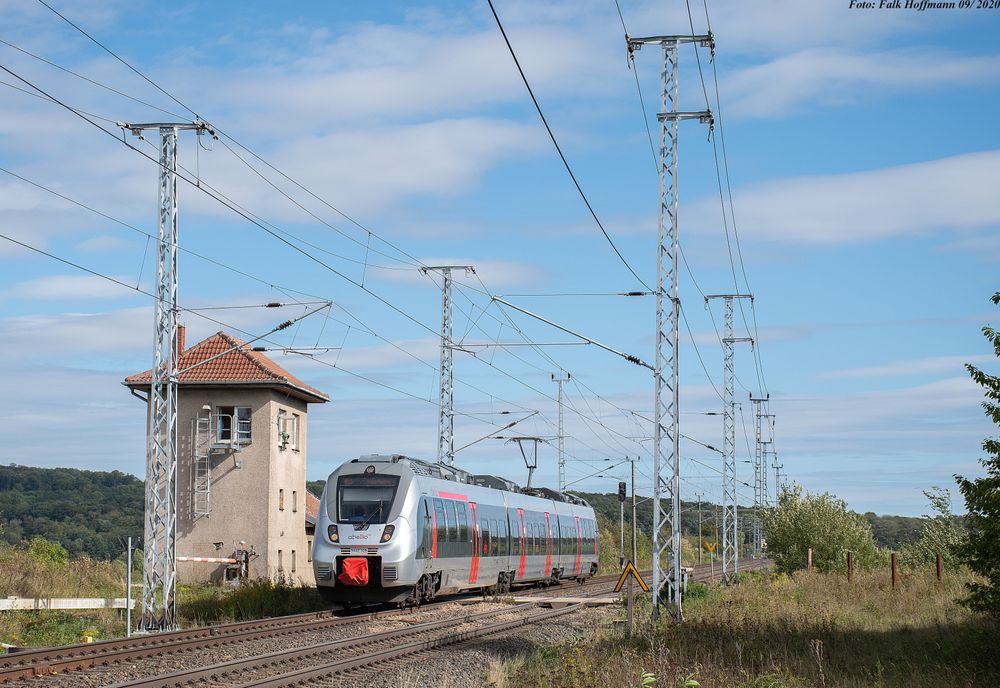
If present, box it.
[337,556,370,586]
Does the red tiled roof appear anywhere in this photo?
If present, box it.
[305,491,321,524]
[124,331,329,403]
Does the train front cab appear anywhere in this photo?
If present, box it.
[314,464,418,605]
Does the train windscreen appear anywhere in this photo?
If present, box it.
[335,474,400,524]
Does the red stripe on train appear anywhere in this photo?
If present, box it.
[469,502,479,583]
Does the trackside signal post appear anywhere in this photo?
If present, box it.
[627,32,713,621]
[121,120,214,632]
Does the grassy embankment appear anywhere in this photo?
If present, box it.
[0,544,324,647]
[501,568,999,688]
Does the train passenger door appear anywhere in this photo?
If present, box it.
[419,497,433,559]
[469,502,479,583]
[574,515,582,575]
[516,508,526,579]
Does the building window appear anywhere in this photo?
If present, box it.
[307,540,313,563]
[277,549,283,571]
[277,410,300,450]
[218,406,252,444]
[279,489,285,511]
[292,490,298,513]
[291,550,297,573]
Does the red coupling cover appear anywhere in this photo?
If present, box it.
[338,557,369,586]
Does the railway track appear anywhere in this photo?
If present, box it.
[0,569,627,683]
[2,559,770,686]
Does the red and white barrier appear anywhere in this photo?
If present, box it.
[176,556,238,564]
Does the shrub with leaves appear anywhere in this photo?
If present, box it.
[897,487,966,569]
[763,484,887,574]
[27,536,68,566]
[954,291,1000,617]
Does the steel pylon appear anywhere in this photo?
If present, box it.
[120,120,214,631]
[628,32,713,621]
[750,393,771,556]
[420,265,474,465]
[144,127,180,631]
[552,372,570,490]
[706,294,752,585]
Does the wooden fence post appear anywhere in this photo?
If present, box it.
[891,552,897,588]
[806,548,813,571]
[936,553,943,582]
[847,551,854,582]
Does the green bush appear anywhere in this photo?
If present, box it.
[897,487,966,569]
[763,484,887,574]
[27,537,69,566]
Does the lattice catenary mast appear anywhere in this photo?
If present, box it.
[421,265,475,466]
[749,393,773,556]
[120,120,213,631]
[552,371,571,490]
[627,31,713,620]
[705,294,753,585]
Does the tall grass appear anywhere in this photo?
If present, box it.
[0,542,327,648]
[177,578,326,626]
[0,544,126,598]
[510,568,1000,687]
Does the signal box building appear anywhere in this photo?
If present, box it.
[124,327,329,584]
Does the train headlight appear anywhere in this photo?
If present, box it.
[328,524,339,542]
[380,525,395,542]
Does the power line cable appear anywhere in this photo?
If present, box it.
[486,0,651,291]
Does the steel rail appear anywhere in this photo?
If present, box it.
[0,607,409,683]
[106,602,553,688]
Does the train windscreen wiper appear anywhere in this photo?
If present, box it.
[356,501,385,530]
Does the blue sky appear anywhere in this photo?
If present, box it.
[0,0,997,516]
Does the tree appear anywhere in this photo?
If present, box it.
[763,484,887,574]
[954,291,1000,617]
[897,487,965,569]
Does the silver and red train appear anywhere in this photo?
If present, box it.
[311,454,599,604]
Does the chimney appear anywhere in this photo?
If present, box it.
[177,324,186,353]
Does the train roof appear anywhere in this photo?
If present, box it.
[348,454,591,507]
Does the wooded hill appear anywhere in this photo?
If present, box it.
[0,464,142,560]
[0,465,921,560]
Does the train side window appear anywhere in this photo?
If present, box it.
[433,498,447,547]
[494,519,502,555]
[512,519,520,556]
[457,502,469,542]
[481,518,491,556]
[446,500,459,542]
[500,519,508,555]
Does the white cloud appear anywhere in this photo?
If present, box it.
[76,235,132,252]
[689,150,1000,244]
[822,354,992,379]
[723,48,1000,117]
[4,274,136,301]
